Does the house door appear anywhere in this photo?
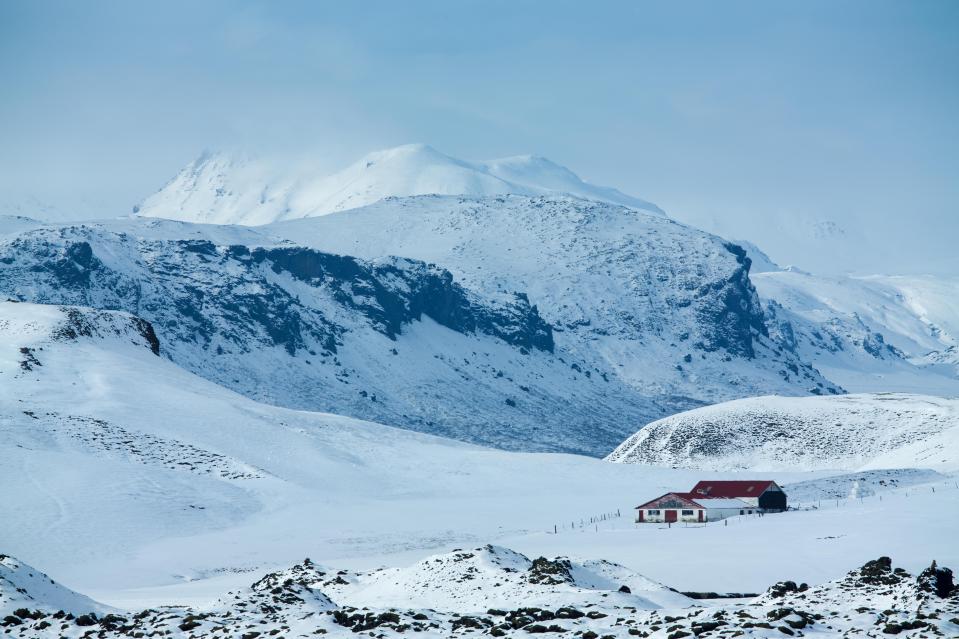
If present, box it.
[665,510,678,523]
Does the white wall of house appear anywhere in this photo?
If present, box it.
[637,508,701,523]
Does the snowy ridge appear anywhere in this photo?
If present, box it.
[0,301,159,366]
[2,550,957,638]
[754,556,959,630]
[0,221,663,455]
[135,144,664,225]
[607,393,959,471]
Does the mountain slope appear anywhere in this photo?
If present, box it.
[0,220,667,455]
[267,194,840,409]
[135,144,664,225]
[606,393,959,471]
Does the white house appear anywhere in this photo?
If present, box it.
[634,492,704,523]
[635,480,786,524]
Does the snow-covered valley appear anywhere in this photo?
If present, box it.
[1,300,957,636]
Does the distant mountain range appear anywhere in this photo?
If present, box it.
[1,144,957,460]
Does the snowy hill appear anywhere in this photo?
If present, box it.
[607,393,959,471]
[320,544,692,612]
[135,144,664,225]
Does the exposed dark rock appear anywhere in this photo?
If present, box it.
[917,561,957,599]
[527,557,573,585]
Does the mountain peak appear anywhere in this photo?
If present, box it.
[136,144,666,225]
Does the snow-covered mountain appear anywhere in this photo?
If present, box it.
[0,221,666,455]
[607,393,959,471]
[267,194,840,401]
[752,267,959,396]
[0,202,840,455]
[134,144,664,225]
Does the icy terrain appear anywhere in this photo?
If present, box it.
[607,393,959,471]
[0,300,703,593]
[135,144,664,225]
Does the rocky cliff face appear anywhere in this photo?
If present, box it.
[0,221,657,455]
[0,230,552,359]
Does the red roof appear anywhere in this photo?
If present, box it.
[635,492,704,510]
[689,480,777,498]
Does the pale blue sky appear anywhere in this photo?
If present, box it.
[1,1,957,274]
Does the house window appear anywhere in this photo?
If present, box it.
[748,510,753,514]
[681,509,694,516]
[647,509,660,515]
[740,510,744,515]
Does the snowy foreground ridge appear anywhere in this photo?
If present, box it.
[2,549,958,638]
